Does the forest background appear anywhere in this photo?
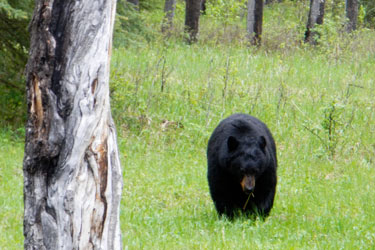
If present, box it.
[1,0,375,248]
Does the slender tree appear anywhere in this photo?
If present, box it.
[185,0,202,43]
[23,0,122,249]
[162,0,177,34]
[305,0,326,44]
[247,0,264,45]
[346,0,359,32]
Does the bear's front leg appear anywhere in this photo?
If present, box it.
[254,187,276,217]
[214,201,236,218]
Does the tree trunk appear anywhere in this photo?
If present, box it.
[305,0,325,44]
[23,0,123,249]
[161,0,177,34]
[346,0,359,32]
[185,0,202,43]
[247,0,264,46]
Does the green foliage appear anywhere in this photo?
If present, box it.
[303,98,355,158]
[262,0,307,50]
[205,0,247,25]
[138,0,164,11]
[361,0,375,27]
[195,0,247,44]
[0,0,33,125]
[321,100,345,157]
[114,0,159,48]
[326,0,345,21]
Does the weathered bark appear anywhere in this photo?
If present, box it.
[247,0,264,46]
[305,0,326,44]
[23,0,122,249]
[185,0,202,43]
[161,0,177,34]
[346,0,359,32]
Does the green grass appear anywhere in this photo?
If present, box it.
[2,43,375,248]
[110,37,375,249]
[0,128,24,249]
[2,2,375,248]
[3,42,375,249]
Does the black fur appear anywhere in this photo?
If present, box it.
[207,114,277,218]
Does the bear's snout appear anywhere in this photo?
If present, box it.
[240,175,255,194]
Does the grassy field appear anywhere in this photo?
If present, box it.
[2,2,375,249]
[0,129,24,248]
[110,40,375,249]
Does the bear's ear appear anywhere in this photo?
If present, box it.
[258,136,267,151]
[227,136,239,152]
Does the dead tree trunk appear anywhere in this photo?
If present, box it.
[23,0,123,249]
[346,0,359,32]
[305,0,326,44]
[185,0,202,43]
[161,0,177,34]
[247,0,264,46]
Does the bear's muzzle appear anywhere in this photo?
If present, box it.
[240,175,255,195]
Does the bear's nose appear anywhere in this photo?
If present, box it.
[244,185,254,195]
[240,175,255,194]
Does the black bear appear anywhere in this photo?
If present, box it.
[207,113,277,218]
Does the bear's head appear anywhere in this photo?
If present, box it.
[226,135,267,195]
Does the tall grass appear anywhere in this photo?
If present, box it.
[0,128,24,248]
[109,34,375,248]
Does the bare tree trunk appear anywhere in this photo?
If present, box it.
[247,0,264,46]
[23,0,122,249]
[346,0,359,32]
[162,0,177,34]
[185,0,202,43]
[305,0,325,44]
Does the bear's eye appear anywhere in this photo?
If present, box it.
[249,155,256,161]
[254,148,264,157]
